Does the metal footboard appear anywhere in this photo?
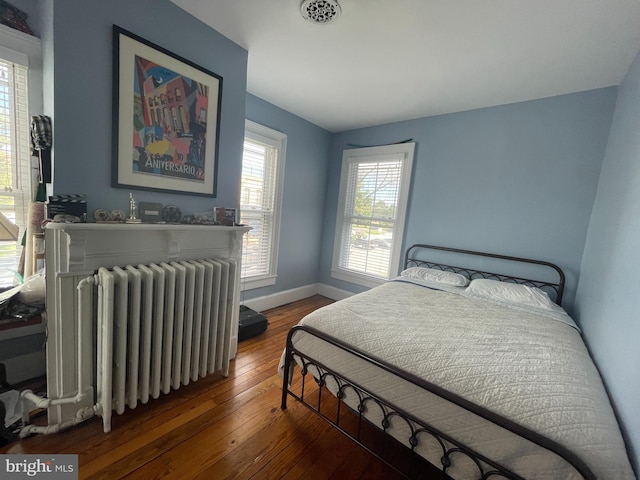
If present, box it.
[281,325,595,480]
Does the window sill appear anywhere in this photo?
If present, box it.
[330,268,386,289]
[240,275,277,291]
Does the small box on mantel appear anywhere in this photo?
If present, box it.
[238,305,268,342]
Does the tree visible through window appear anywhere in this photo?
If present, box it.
[332,143,415,287]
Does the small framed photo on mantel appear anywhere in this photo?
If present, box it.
[138,202,163,223]
[214,207,237,226]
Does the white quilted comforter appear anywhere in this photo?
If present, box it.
[279,280,635,480]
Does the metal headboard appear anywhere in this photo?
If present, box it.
[404,244,566,305]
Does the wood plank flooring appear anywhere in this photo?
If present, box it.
[1,295,437,479]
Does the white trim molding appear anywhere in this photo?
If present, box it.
[242,283,354,313]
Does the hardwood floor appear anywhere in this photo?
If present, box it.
[0,295,428,479]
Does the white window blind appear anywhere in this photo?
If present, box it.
[0,57,31,286]
[240,120,286,289]
[332,143,415,287]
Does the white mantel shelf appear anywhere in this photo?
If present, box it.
[45,222,249,232]
[45,222,250,275]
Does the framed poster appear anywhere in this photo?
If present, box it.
[112,25,222,196]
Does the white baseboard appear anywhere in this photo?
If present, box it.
[242,283,354,312]
[242,284,319,312]
[317,283,354,301]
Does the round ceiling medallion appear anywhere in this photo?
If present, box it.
[300,0,342,25]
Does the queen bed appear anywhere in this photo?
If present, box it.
[278,244,635,479]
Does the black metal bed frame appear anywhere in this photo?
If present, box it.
[404,244,566,305]
[281,244,594,480]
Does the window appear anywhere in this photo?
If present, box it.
[240,120,286,289]
[331,142,415,288]
[0,26,41,288]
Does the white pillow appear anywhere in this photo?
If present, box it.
[466,278,555,310]
[401,267,469,287]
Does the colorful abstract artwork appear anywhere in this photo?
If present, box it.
[112,26,222,196]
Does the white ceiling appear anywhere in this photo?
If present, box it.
[171,0,640,132]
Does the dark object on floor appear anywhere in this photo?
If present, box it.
[0,363,10,393]
[238,305,268,342]
[0,363,16,446]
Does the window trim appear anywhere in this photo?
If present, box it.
[240,119,286,290]
[0,25,42,285]
[331,142,415,288]
[0,24,42,110]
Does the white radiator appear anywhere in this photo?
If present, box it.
[92,258,236,432]
[18,224,249,439]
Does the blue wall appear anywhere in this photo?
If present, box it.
[34,0,619,316]
[28,1,638,469]
[319,89,618,311]
[575,50,640,474]
[45,0,248,215]
[244,94,331,299]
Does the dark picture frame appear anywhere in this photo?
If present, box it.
[112,25,222,197]
[214,207,237,226]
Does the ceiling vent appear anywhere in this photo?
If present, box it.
[301,0,342,25]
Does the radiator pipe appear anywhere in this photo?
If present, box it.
[19,407,95,438]
[19,275,98,436]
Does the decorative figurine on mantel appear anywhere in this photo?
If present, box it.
[125,192,142,224]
